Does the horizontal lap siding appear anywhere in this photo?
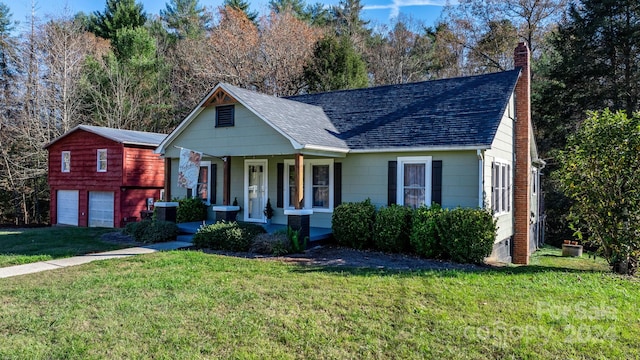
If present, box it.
[48,131,124,188]
[123,146,165,188]
[341,152,478,209]
[120,189,162,225]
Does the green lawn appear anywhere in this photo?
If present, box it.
[0,227,126,267]
[0,243,636,359]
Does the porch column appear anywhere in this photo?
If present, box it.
[223,156,231,206]
[287,153,311,246]
[163,157,171,201]
[294,153,304,209]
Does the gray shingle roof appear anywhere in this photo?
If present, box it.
[221,84,349,150]
[287,69,521,150]
[45,125,167,148]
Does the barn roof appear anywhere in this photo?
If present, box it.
[44,125,167,149]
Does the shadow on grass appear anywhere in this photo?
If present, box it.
[286,262,612,278]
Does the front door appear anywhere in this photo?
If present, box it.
[244,160,267,222]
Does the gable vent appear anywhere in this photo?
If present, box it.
[216,105,235,127]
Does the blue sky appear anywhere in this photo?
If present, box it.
[8,0,448,32]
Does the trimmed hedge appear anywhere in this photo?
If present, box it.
[331,198,376,249]
[176,197,208,223]
[436,208,497,264]
[373,204,413,253]
[193,221,266,252]
[124,220,179,243]
[409,204,444,258]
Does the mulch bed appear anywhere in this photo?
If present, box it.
[101,231,489,271]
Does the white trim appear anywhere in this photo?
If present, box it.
[211,205,240,211]
[301,144,350,154]
[492,158,512,215]
[244,159,268,223]
[477,150,484,208]
[195,161,212,205]
[97,149,107,172]
[283,158,334,212]
[397,156,432,208]
[350,145,489,153]
[61,151,70,172]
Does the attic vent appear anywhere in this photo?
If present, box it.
[216,105,235,127]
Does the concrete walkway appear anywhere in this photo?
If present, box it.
[0,241,192,279]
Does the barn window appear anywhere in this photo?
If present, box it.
[97,149,107,172]
[61,151,71,172]
[216,105,235,127]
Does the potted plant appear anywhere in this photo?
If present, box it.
[264,198,274,225]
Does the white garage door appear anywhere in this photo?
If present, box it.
[57,190,79,226]
[89,191,114,228]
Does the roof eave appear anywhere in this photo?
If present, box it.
[349,145,491,153]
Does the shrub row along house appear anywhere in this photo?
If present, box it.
[46,43,544,264]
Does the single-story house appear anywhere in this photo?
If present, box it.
[155,42,544,264]
[45,125,166,228]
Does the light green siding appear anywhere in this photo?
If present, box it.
[341,151,479,209]
[484,94,515,243]
[164,104,295,159]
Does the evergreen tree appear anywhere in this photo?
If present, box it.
[224,0,258,23]
[269,0,307,18]
[89,0,147,40]
[303,35,368,93]
[161,0,212,39]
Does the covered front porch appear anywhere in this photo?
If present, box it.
[176,221,333,243]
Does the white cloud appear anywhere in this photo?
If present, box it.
[364,0,454,20]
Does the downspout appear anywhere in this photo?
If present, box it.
[477,149,484,208]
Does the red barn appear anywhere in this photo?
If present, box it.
[45,125,167,228]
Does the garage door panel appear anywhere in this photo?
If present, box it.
[89,191,114,228]
[57,190,79,226]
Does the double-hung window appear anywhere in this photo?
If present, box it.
[284,159,334,212]
[97,149,107,172]
[397,156,432,209]
[61,151,71,172]
[492,160,511,214]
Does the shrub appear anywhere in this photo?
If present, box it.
[436,207,496,264]
[193,221,266,252]
[250,233,290,256]
[287,227,308,253]
[175,197,208,223]
[373,204,413,253]
[410,204,444,258]
[124,220,179,243]
[331,198,376,249]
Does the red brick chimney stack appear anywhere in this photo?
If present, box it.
[513,42,531,265]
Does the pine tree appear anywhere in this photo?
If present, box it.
[224,0,258,23]
[303,35,368,93]
[161,0,212,39]
[89,0,147,40]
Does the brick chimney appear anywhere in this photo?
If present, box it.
[513,42,531,265]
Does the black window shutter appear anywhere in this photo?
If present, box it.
[334,162,342,206]
[431,160,442,206]
[388,161,397,206]
[276,163,284,208]
[211,164,217,204]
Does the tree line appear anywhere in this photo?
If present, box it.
[0,0,638,251]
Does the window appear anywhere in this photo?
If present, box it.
[97,149,107,172]
[186,161,212,204]
[284,159,334,211]
[397,157,432,209]
[492,160,511,214]
[216,105,235,127]
[532,169,537,195]
[61,151,70,172]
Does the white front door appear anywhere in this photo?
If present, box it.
[88,191,115,228]
[57,190,79,226]
[244,160,267,222]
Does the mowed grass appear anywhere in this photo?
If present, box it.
[0,244,637,359]
[0,227,125,267]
